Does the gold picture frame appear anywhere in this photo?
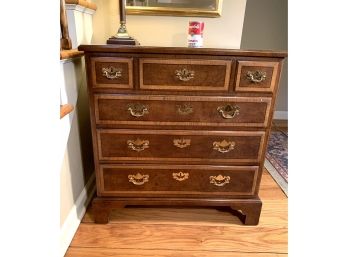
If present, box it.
[126,0,223,18]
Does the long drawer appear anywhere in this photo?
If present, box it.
[96,129,265,163]
[99,164,259,197]
[94,95,272,127]
[139,58,232,91]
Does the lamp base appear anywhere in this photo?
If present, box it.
[106,36,140,45]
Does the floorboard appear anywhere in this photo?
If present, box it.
[66,247,288,257]
[69,223,287,253]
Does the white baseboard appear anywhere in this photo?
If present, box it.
[273,111,288,120]
[60,173,96,257]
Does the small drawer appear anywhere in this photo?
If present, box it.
[235,60,280,93]
[91,57,133,89]
[97,129,265,164]
[100,164,259,197]
[139,58,232,91]
[95,95,272,128]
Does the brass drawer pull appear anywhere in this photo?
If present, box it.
[127,139,149,152]
[210,175,230,187]
[128,173,149,185]
[102,66,122,79]
[172,172,189,181]
[246,70,266,83]
[128,103,149,117]
[173,138,191,148]
[217,104,240,119]
[213,140,235,153]
[177,104,193,115]
[175,68,195,81]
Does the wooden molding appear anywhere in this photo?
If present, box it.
[60,104,74,119]
[60,49,84,60]
[60,0,72,50]
[79,45,287,58]
[65,0,97,11]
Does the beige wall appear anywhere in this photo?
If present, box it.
[241,0,288,113]
[91,0,247,48]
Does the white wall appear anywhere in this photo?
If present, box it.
[241,0,288,115]
[91,0,247,48]
[60,3,96,256]
[60,94,92,226]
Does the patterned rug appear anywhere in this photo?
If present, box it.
[264,130,288,196]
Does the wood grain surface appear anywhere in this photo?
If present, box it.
[69,223,287,253]
[95,94,272,127]
[65,0,97,10]
[82,200,286,227]
[64,169,288,257]
[66,248,287,257]
[99,165,258,196]
[60,104,74,119]
[60,49,84,60]
[139,58,231,91]
[235,61,280,93]
[78,45,287,58]
[97,129,265,163]
[60,0,72,50]
[91,57,133,89]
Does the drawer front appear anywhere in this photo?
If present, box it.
[100,164,259,196]
[235,60,280,93]
[95,95,272,127]
[97,129,265,163]
[91,57,133,89]
[140,58,232,91]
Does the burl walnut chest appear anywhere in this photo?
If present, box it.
[78,45,287,225]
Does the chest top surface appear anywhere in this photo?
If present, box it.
[78,45,287,58]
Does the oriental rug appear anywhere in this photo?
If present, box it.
[264,130,288,196]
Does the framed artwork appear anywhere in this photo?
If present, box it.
[126,0,223,17]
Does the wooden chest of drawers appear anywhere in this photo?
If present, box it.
[78,45,287,225]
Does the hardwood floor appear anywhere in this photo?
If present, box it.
[64,168,288,257]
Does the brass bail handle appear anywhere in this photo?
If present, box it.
[128,103,149,117]
[127,139,150,152]
[246,70,266,83]
[213,140,235,153]
[175,68,195,81]
[177,103,193,115]
[217,104,240,119]
[172,171,189,181]
[102,66,122,79]
[173,138,191,148]
[210,175,231,187]
[128,173,149,185]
